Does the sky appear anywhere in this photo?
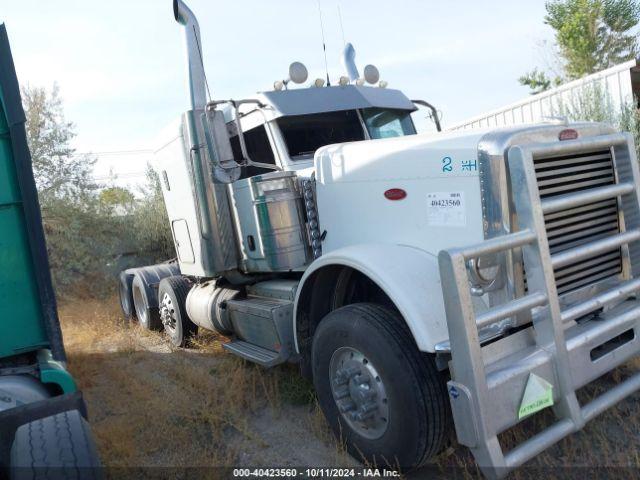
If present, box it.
[1,0,553,189]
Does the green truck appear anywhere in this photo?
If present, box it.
[0,24,100,479]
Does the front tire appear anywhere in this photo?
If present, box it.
[158,276,196,347]
[10,410,101,480]
[311,303,449,470]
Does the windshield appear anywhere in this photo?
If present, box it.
[362,108,416,139]
[277,108,417,160]
[277,110,365,160]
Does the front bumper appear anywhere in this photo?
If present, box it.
[448,298,640,458]
[438,132,640,478]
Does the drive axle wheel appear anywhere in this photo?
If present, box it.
[132,274,161,330]
[118,270,135,320]
[312,303,449,470]
[160,293,177,331]
[158,276,196,347]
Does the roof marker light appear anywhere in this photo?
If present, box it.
[378,80,388,88]
[356,78,365,86]
[273,80,284,91]
[338,76,350,86]
[313,78,325,88]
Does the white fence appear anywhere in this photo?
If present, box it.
[448,59,640,131]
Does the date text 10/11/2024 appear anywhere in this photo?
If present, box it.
[232,468,401,478]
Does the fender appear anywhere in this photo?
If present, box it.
[294,243,451,353]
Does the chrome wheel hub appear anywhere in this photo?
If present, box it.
[160,293,176,331]
[329,347,389,439]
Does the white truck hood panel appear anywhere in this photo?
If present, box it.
[314,130,488,257]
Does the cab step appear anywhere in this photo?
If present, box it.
[223,292,296,368]
[222,340,282,367]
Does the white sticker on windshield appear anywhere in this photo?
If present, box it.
[427,192,466,227]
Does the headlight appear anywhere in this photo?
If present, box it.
[467,256,502,295]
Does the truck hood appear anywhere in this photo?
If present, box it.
[313,130,488,256]
[315,129,488,184]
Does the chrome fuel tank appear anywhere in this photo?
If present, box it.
[229,171,310,273]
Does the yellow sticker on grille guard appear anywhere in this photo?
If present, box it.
[518,373,554,419]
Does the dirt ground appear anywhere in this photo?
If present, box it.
[58,296,640,478]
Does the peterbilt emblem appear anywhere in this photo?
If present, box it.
[559,129,578,141]
[384,188,407,200]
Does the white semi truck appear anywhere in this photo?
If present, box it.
[118,1,640,477]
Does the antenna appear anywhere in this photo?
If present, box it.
[316,0,331,86]
[338,4,346,49]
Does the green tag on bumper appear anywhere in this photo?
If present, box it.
[518,373,554,419]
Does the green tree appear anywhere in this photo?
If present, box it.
[22,84,96,202]
[520,0,640,93]
[23,84,173,295]
[22,84,118,293]
[99,186,135,211]
[132,165,173,260]
[518,68,559,94]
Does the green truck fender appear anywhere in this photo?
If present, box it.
[37,349,77,394]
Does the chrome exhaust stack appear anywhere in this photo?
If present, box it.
[173,0,207,110]
[342,42,359,82]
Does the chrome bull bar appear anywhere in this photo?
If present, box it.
[438,133,640,478]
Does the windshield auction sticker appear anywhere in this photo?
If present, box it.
[427,192,466,227]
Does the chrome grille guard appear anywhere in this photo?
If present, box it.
[438,133,640,478]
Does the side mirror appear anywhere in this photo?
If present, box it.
[412,99,442,132]
[202,109,241,183]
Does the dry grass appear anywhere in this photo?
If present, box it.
[58,296,342,473]
[58,297,640,478]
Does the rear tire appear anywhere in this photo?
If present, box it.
[10,409,101,480]
[132,274,161,330]
[311,303,449,470]
[158,276,197,347]
[118,271,135,320]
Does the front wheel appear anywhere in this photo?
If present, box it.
[311,303,449,470]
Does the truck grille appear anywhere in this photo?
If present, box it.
[534,148,622,294]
